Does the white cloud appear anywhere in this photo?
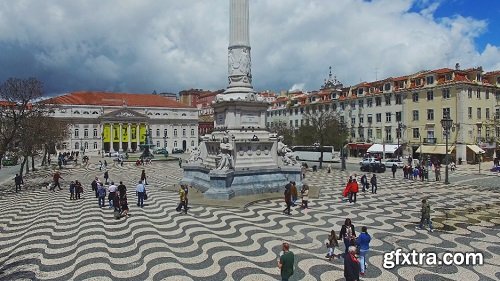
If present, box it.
[0,0,498,95]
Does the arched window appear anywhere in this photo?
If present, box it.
[83,111,90,114]
[174,129,178,137]
[74,129,79,138]
[92,111,99,114]
[147,112,153,116]
[84,129,89,138]
[156,129,160,137]
[191,129,195,136]
[73,110,80,114]
[163,113,168,115]
[84,142,89,149]
[94,142,98,149]
[182,129,186,137]
[155,113,160,116]
[75,142,79,150]
[181,113,187,116]
[93,129,98,137]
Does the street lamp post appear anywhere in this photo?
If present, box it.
[341,142,347,171]
[440,114,453,184]
[476,122,483,173]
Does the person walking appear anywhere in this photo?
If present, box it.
[118,181,127,199]
[344,246,360,281]
[104,170,109,185]
[325,230,339,261]
[14,174,24,193]
[69,181,75,200]
[435,165,441,181]
[136,180,146,208]
[91,177,99,198]
[339,218,356,254]
[416,199,433,232]
[282,183,292,215]
[300,184,309,209]
[98,160,103,171]
[349,179,359,203]
[120,194,129,218]
[75,180,83,199]
[356,226,372,276]
[370,174,377,194]
[178,158,182,168]
[108,181,118,209]
[176,185,188,214]
[104,160,108,169]
[52,171,63,191]
[391,164,397,178]
[140,169,148,185]
[360,175,367,192]
[97,182,106,208]
[290,182,298,207]
[277,242,294,281]
[183,185,189,210]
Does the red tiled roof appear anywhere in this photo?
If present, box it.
[432,68,453,74]
[44,91,194,108]
[0,100,16,106]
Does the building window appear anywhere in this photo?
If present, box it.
[427,109,434,120]
[156,129,160,137]
[351,117,356,125]
[413,128,420,139]
[164,129,168,136]
[359,115,364,124]
[367,115,372,123]
[445,73,452,81]
[412,93,419,102]
[486,90,490,99]
[376,129,382,139]
[468,107,472,119]
[385,127,392,141]
[427,90,434,101]
[174,129,178,137]
[442,108,450,119]
[84,142,89,149]
[74,129,79,138]
[191,129,195,136]
[384,83,391,91]
[426,76,434,85]
[75,142,79,150]
[84,129,88,138]
[290,120,293,127]
[442,88,450,99]
[395,94,402,105]
[476,89,480,99]
[486,108,490,119]
[412,110,419,121]
[376,113,382,123]
[367,99,373,107]
[340,103,345,110]
[477,108,481,119]
[93,129,98,138]
[384,95,391,105]
[467,88,472,98]
[486,128,490,138]
[367,128,373,139]
[358,100,364,108]
[182,129,186,137]
[94,142,98,149]
[191,140,195,147]
[156,141,160,147]
[385,112,392,123]
[375,97,382,106]
[294,120,298,127]
[396,111,402,122]
[350,102,356,109]
[174,141,178,147]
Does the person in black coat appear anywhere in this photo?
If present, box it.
[344,245,360,281]
[339,218,356,253]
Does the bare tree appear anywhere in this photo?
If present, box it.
[296,110,348,168]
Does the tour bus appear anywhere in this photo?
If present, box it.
[291,146,341,163]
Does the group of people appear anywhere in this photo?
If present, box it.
[282,181,310,215]
[279,219,372,281]
[91,177,130,218]
[342,174,378,203]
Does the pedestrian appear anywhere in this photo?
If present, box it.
[356,226,372,276]
[300,184,309,209]
[342,178,352,201]
[91,177,99,198]
[141,169,148,185]
[344,246,360,281]
[349,179,359,203]
[277,242,294,281]
[416,199,434,232]
[14,173,24,193]
[360,174,367,192]
[370,174,377,194]
[97,182,106,207]
[325,230,339,261]
[339,218,356,254]
[290,181,298,207]
[183,185,189,210]
[178,158,182,168]
[104,170,109,185]
[108,181,117,209]
[391,164,397,178]
[118,181,127,199]
[99,160,103,171]
[52,171,63,191]
[104,160,108,168]
[75,180,83,199]
[136,180,146,208]
[69,181,75,200]
[176,185,188,214]
[435,165,441,181]
[282,182,292,215]
[120,194,129,218]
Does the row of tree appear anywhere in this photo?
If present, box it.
[0,78,69,176]
[268,110,349,168]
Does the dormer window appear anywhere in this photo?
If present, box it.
[358,88,363,95]
[83,111,89,114]
[445,74,452,81]
[147,113,153,116]
[73,110,80,114]
[181,113,187,116]
[155,113,160,115]
[92,111,99,114]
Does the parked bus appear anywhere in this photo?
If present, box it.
[291,146,340,163]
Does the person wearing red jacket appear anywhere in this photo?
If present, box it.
[349,179,359,203]
[342,178,353,198]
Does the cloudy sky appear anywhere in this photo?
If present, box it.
[0,0,499,96]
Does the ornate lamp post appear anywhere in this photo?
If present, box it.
[440,114,453,184]
[396,122,406,160]
[341,141,347,171]
[476,122,483,173]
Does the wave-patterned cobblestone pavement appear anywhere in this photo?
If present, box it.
[0,161,499,280]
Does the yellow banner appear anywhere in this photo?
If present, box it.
[122,125,128,142]
[139,125,146,143]
[103,124,111,142]
[113,124,120,142]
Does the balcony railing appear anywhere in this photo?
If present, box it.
[423,137,437,144]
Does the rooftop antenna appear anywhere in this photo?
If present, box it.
[374,67,379,81]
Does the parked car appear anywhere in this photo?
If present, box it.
[360,162,386,173]
[383,159,404,168]
[2,155,18,166]
[359,157,379,165]
[172,148,184,154]
[154,148,168,155]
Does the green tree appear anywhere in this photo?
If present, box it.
[268,119,295,145]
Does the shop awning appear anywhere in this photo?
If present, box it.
[348,143,373,150]
[467,144,485,154]
[416,145,455,155]
[367,144,400,154]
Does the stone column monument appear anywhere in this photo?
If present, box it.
[181,0,302,199]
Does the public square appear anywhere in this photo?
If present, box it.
[0,157,498,281]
